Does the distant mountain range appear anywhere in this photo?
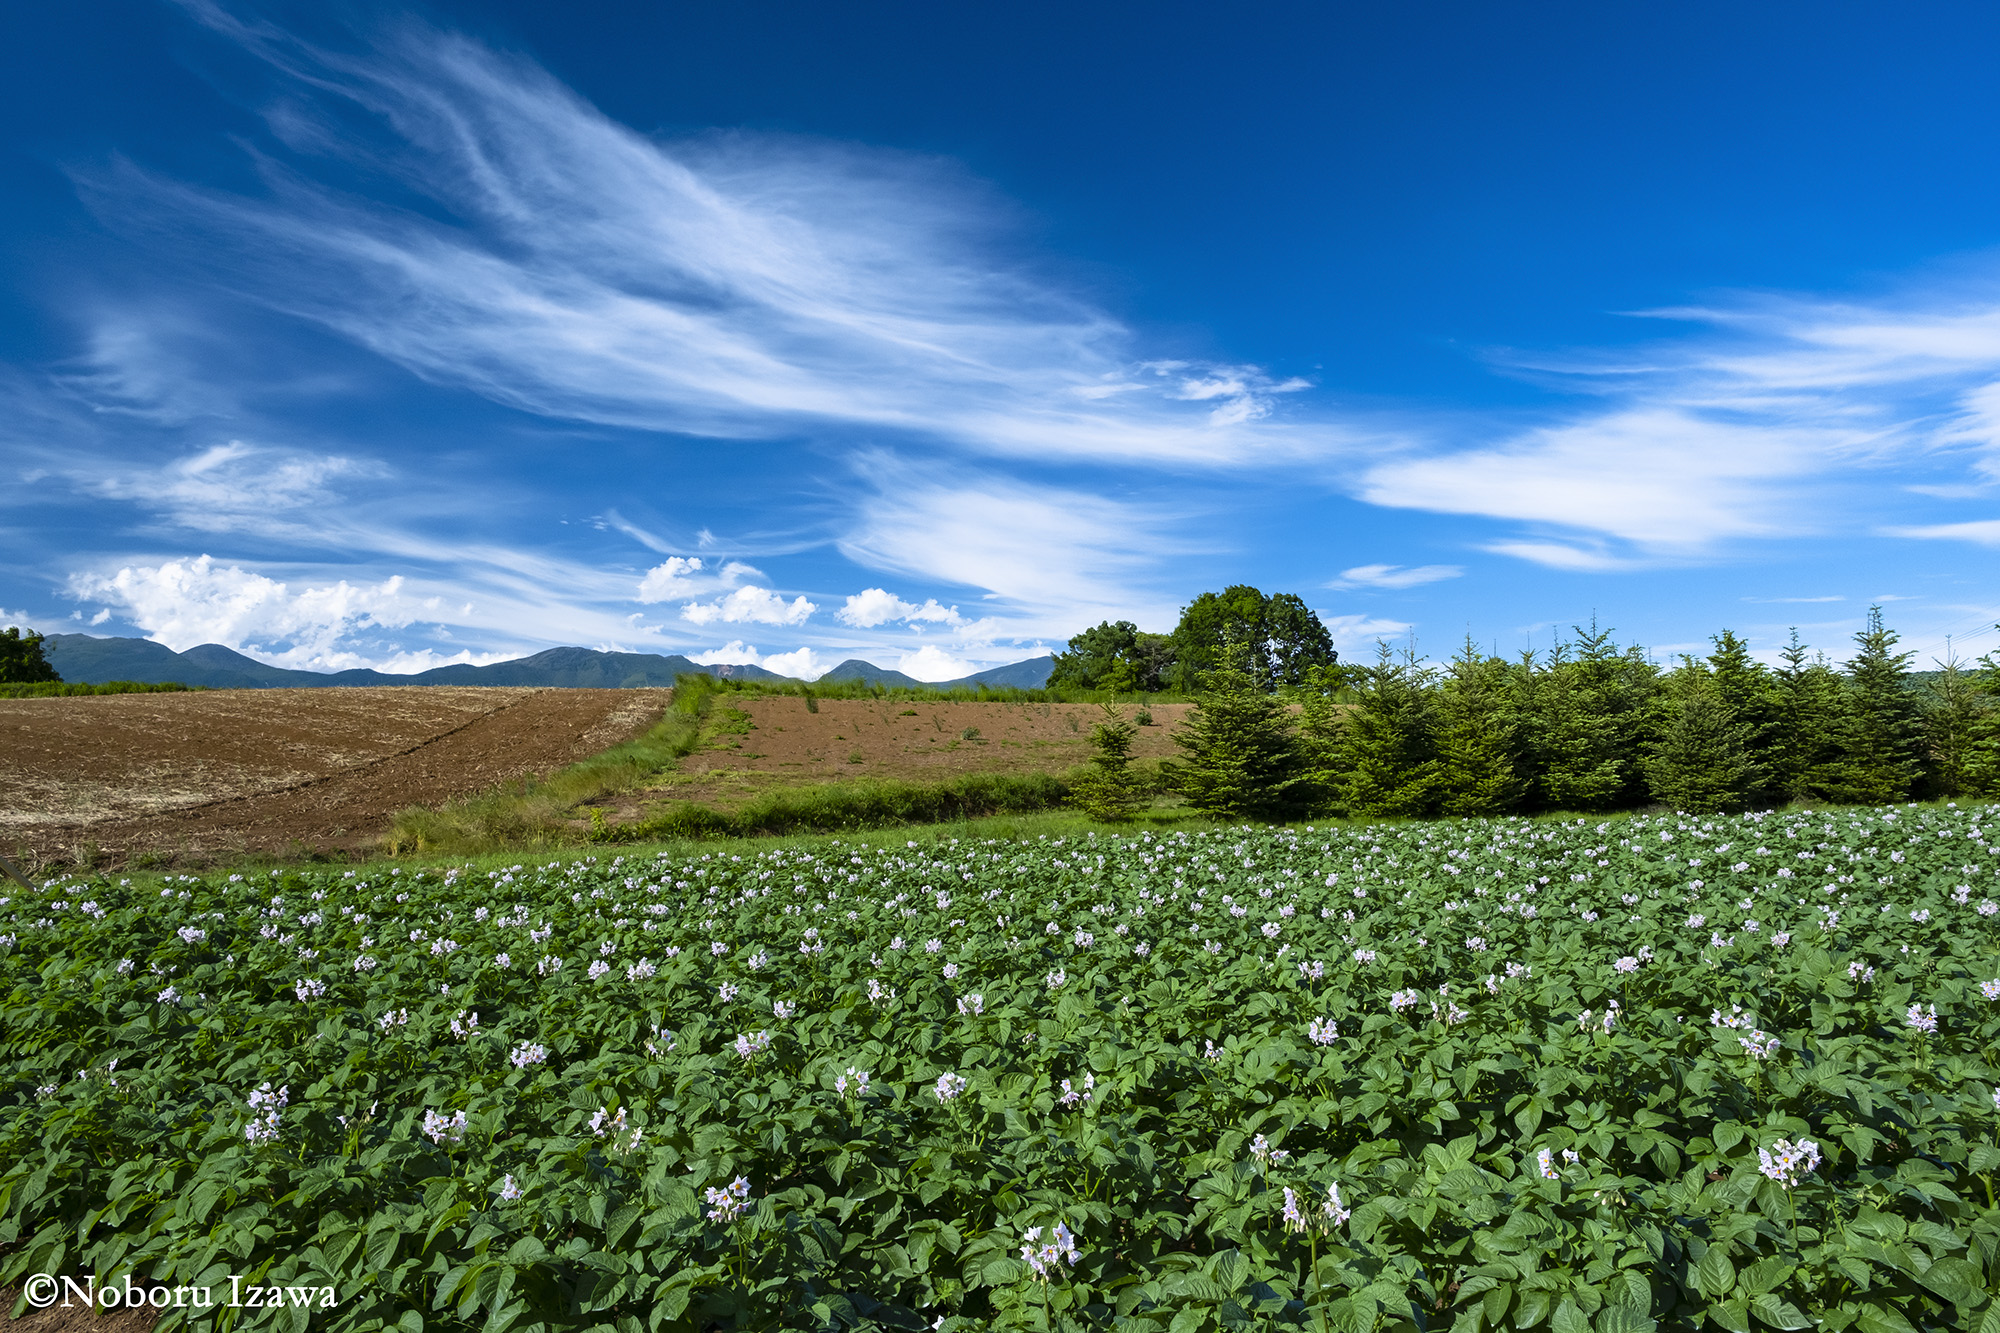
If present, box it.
[40,634,1055,693]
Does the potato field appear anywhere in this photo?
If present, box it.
[8,803,2000,1331]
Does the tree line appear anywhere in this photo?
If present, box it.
[1059,597,2000,819]
[1047,585,1338,693]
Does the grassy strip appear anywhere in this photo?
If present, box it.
[380,673,1153,858]
[622,770,1074,841]
[381,688,705,856]
[104,805,1227,889]
[0,680,198,699]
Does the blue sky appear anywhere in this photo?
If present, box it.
[4,0,2000,679]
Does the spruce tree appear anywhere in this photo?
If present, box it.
[1769,629,1849,801]
[1572,620,1661,808]
[1332,642,1440,818]
[1917,652,1985,799]
[1967,643,2000,795]
[1643,664,1761,812]
[1169,666,1304,821]
[1432,638,1521,816]
[1516,628,1645,813]
[1706,630,1778,791]
[1068,704,1148,820]
[1836,606,1922,804]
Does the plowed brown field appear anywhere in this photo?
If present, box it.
[602,696,1191,822]
[1,687,668,868]
[2,689,1190,869]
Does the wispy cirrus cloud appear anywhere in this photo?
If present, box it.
[1360,407,1847,568]
[1321,613,1415,655]
[81,440,386,536]
[78,3,1329,470]
[1883,518,2000,545]
[1330,563,1462,591]
[836,459,1189,637]
[1357,272,2000,566]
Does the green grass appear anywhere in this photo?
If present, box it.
[103,805,1226,893]
[381,673,1191,860]
[623,771,1077,841]
[0,680,199,699]
[382,690,708,856]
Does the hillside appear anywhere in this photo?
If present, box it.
[39,634,1054,692]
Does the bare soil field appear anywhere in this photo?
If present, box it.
[599,697,1191,823]
[1,687,668,868]
[2,690,1187,867]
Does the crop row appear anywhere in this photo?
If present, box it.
[6,803,2000,1330]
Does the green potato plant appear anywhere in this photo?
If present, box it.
[5,802,2000,1330]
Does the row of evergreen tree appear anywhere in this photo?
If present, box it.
[1150,608,1998,819]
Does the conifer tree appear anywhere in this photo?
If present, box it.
[1967,642,2000,795]
[1768,629,1849,802]
[1706,630,1778,789]
[1834,606,1922,804]
[1643,662,1761,812]
[1432,638,1521,816]
[1517,626,1649,812]
[1068,704,1148,820]
[1916,652,1985,799]
[1168,666,1304,821]
[1332,642,1440,818]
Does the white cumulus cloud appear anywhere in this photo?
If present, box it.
[680,586,817,627]
[637,556,766,602]
[688,640,829,680]
[637,556,705,602]
[836,587,967,629]
[897,644,977,682]
[65,554,427,670]
[372,647,518,674]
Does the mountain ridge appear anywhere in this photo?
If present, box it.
[39,634,1055,692]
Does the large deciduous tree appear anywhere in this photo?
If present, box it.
[1048,620,1175,693]
[1169,585,1335,693]
[0,627,59,684]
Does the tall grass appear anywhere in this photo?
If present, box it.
[0,680,198,699]
[624,771,1073,841]
[386,672,1178,856]
[382,688,708,855]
